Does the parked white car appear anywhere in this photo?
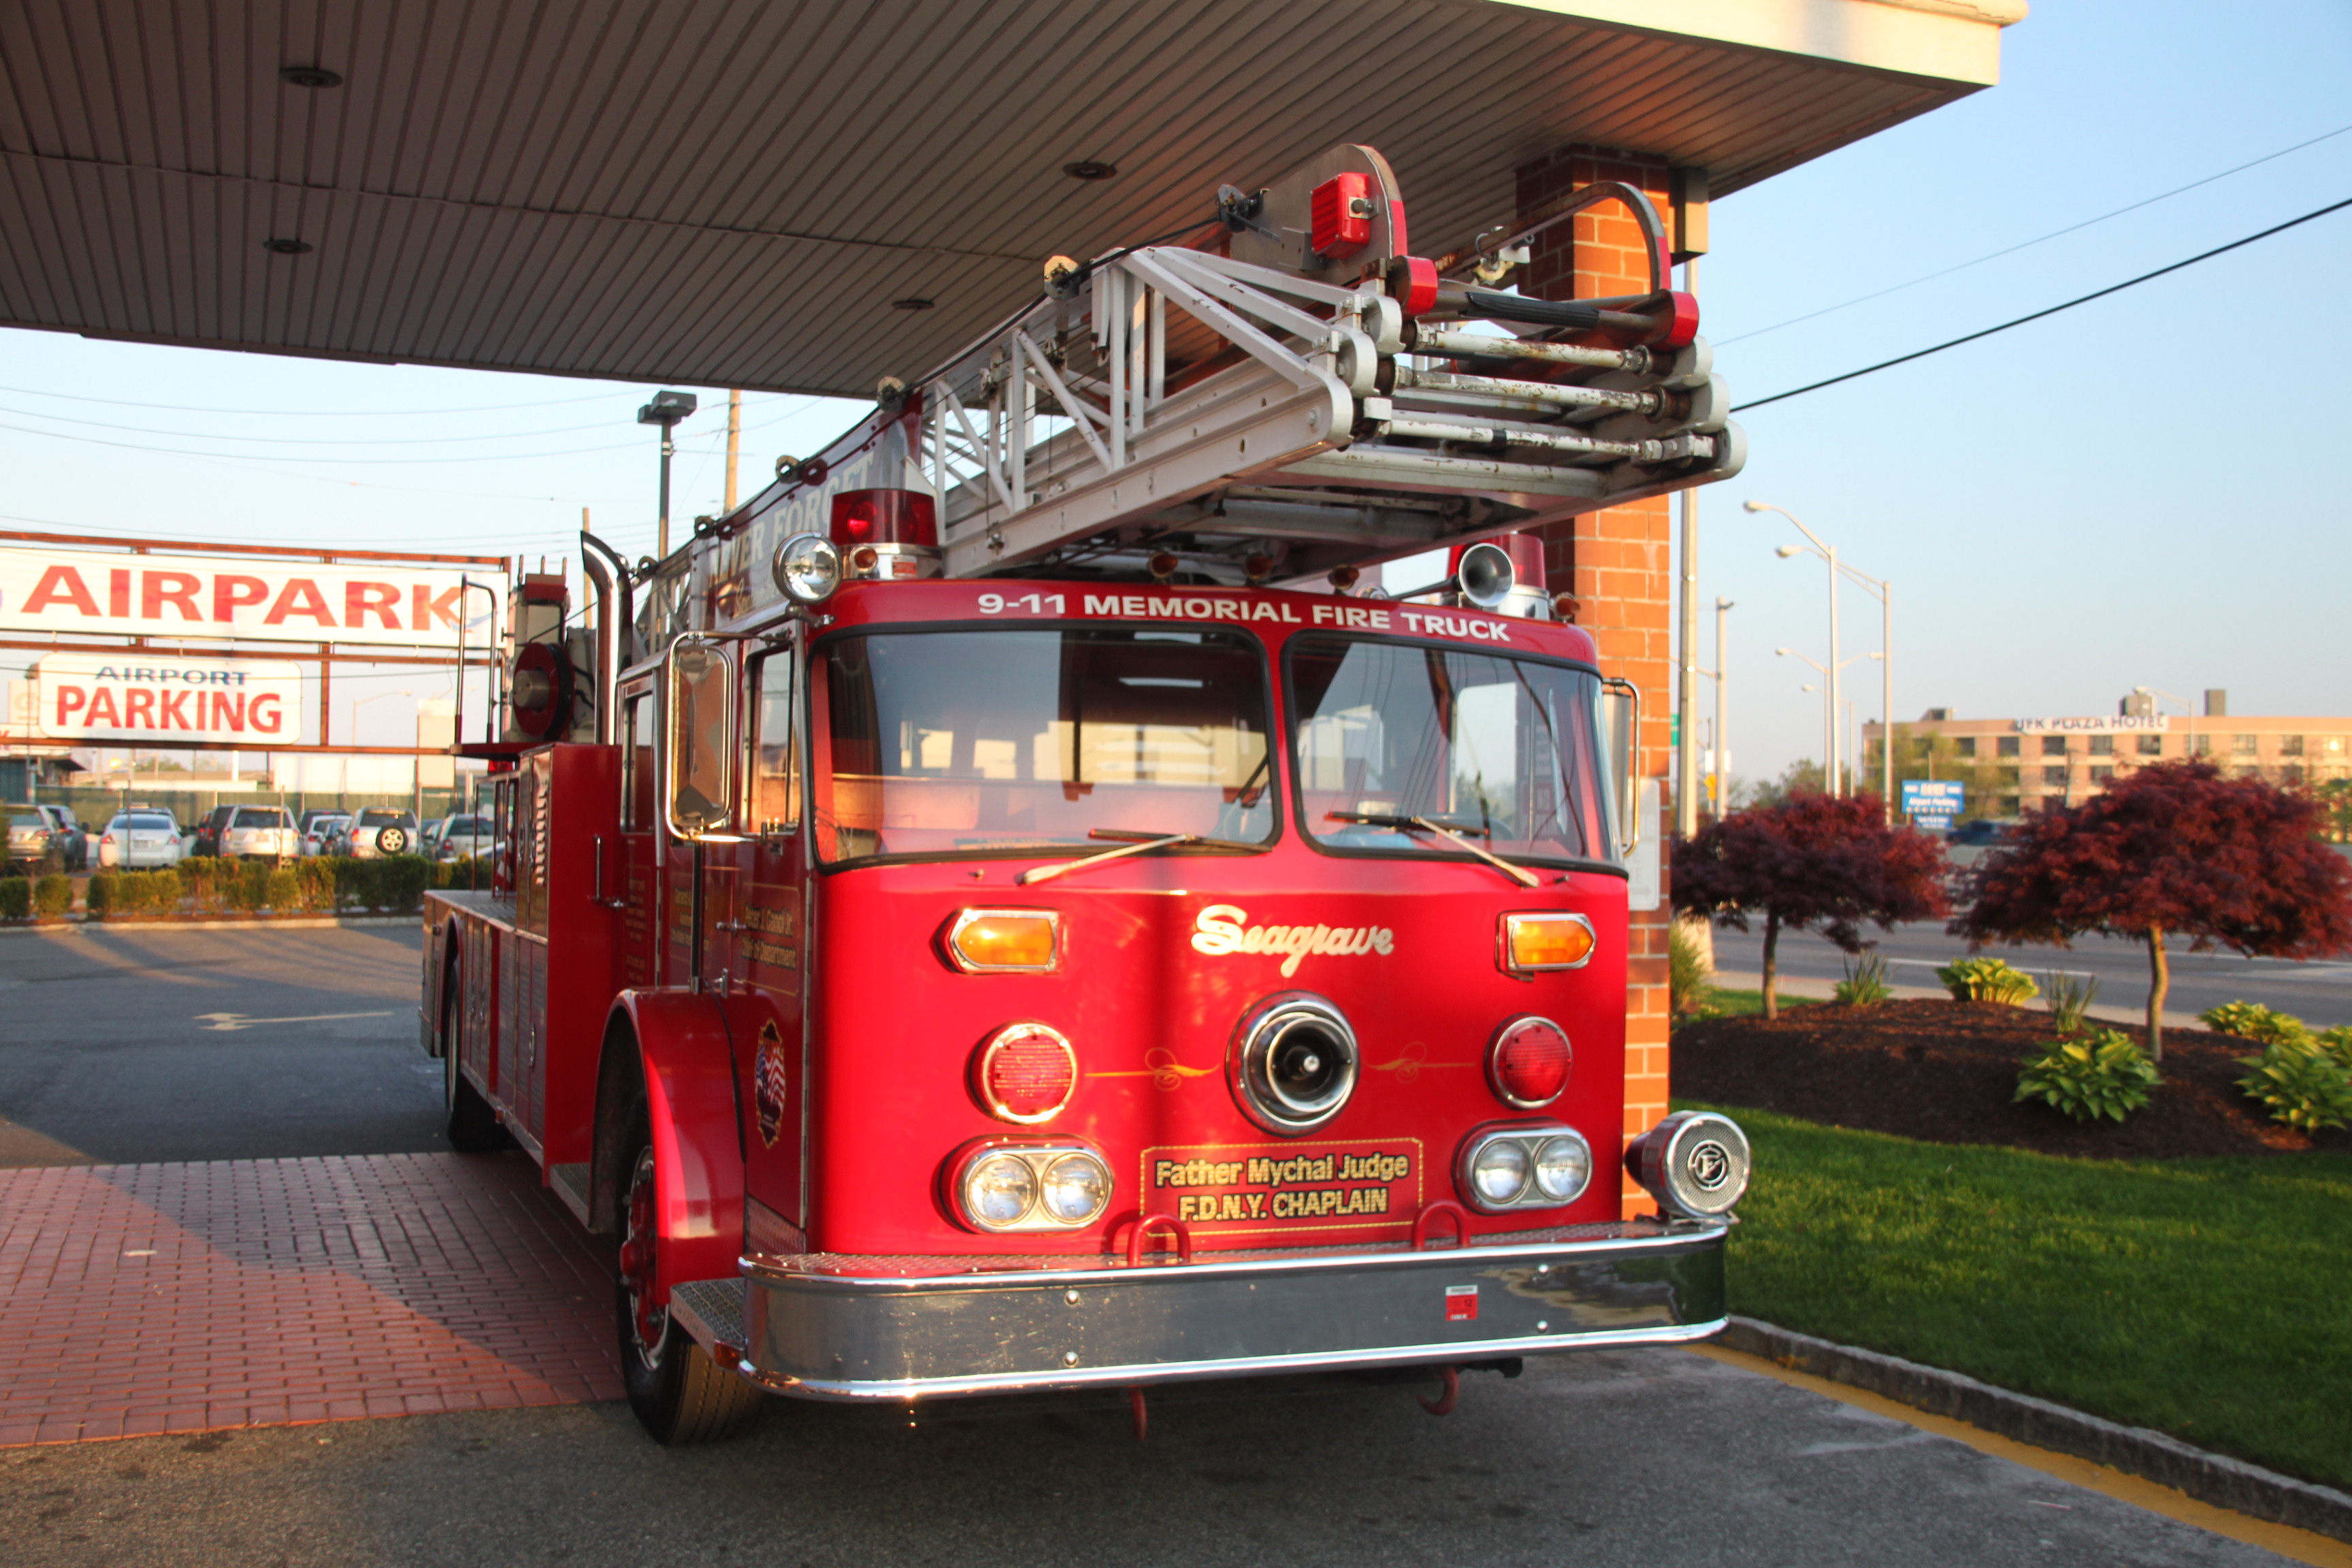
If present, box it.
[220,805,301,863]
[97,810,186,869]
[342,808,421,859]
[301,813,350,858]
[429,813,496,862]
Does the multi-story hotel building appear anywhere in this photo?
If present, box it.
[1863,691,2352,819]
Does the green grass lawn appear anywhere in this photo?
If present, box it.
[1686,987,1817,1020]
[1688,1102,2352,1490]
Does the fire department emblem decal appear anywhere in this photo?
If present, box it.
[754,1020,789,1147]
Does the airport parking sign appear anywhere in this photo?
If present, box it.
[1901,779,1964,830]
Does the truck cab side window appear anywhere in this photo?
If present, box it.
[622,693,654,830]
[752,653,800,836]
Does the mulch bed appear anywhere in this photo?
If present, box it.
[1673,998,2351,1159]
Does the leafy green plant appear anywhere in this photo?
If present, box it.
[1938,956,2040,1005]
[146,868,183,913]
[296,860,335,911]
[1834,951,1893,1005]
[2014,1029,2159,1122]
[2236,1041,2352,1134]
[265,867,301,910]
[32,874,71,919]
[2315,1026,2352,1072]
[2042,970,2100,1035]
[84,871,117,917]
[238,855,272,910]
[2198,1001,2313,1048]
[0,877,28,921]
[1669,921,1717,1019]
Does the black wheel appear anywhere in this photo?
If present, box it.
[615,1115,764,1444]
[442,965,511,1154]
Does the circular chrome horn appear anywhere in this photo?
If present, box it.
[1455,540,1516,610]
[1229,993,1359,1135]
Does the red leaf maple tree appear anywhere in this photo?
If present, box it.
[1953,760,2352,1061]
[1672,792,1950,1019]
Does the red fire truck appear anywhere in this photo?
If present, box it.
[424,144,1752,1443]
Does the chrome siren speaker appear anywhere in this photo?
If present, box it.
[1629,1110,1751,1218]
[1454,541,1516,611]
[1229,993,1359,1135]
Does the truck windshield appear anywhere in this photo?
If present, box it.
[1287,634,1614,869]
[811,627,1275,866]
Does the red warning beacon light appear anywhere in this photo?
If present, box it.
[830,489,938,549]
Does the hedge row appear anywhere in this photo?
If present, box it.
[71,855,489,921]
[0,875,72,921]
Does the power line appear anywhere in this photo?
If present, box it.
[0,420,638,464]
[1733,194,2352,412]
[1718,120,2352,347]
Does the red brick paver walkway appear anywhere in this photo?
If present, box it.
[0,1154,622,1446]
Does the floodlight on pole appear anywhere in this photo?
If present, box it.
[637,389,700,559]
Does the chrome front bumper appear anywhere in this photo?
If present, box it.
[668,1220,1727,1402]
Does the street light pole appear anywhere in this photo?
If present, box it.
[2135,686,2199,761]
[1713,597,1732,819]
[637,390,700,559]
[1748,500,1846,794]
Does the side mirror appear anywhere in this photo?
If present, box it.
[664,639,738,837]
[1599,676,1642,859]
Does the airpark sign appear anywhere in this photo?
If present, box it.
[0,546,490,649]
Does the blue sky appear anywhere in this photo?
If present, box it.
[3,0,2349,764]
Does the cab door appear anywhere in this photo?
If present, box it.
[730,641,811,1237]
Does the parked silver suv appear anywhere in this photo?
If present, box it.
[343,808,420,859]
[221,805,301,863]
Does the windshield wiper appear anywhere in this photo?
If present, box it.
[1324,811,1544,888]
[1018,828,1264,886]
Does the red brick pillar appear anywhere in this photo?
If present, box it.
[1516,147,1678,1215]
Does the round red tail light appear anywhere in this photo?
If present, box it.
[974,1024,1077,1124]
[1488,1015,1571,1109]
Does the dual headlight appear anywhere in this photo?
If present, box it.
[1456,1124,1593,1213]
[949,1142,1113,1233]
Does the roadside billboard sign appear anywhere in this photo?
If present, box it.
[33,652,304,743]
[0,546,491,650]
[1901,778,1965,830]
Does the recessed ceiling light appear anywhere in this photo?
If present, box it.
[1062,161,1117,181]
[891,297,934,310]
[261,238,314,256]
[279,65,344,88]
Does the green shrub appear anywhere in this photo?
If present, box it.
[380,855,431,913]
[2199,1001,2313,1048]
[2043,970,2101,1036]
[1834,951,1893,1006]
[2315,1026,2352,1072]
[33,874,71,918]
[296,860,335,911]
[178,857,227,913]
[146,868,183,913]
[238,855,272,910]
[0,877,28,921]
[264,867,301,910]
[1669,921,1716,1018]
[2236,1041,2352,1134]
[85,871,117,917]
[2014,1029,2159,1123]
[1939,956,2040,1005]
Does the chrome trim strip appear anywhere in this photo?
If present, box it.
[751,1320,1728,1401]
[741,1219,1725,1292]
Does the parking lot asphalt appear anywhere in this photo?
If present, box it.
[0,926,2321,1567]
[0,1349,2308,1568]
[1711,921,2352,1028]
[0,924,440,1166]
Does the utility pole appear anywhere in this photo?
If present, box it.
[1675,257,1701,840]
[1713,596,1731,820]
[724,389,742,513]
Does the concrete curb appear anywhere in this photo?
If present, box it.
[0,915,418,936]
[1720,1317,2352,1545]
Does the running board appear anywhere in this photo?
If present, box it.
[669,1278,749,1356]
[547,1162,592,1226]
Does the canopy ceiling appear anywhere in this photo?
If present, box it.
[0,0,2019,396]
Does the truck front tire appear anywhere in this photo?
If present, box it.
[614,1115,764,1444]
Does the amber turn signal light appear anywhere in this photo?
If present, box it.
[947,908,1062,973]
[1501,912,1596,975]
